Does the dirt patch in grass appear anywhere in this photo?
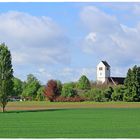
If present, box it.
[4,101,140,111]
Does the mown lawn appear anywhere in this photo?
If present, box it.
[0,107,140,138]
[6,101,140,110]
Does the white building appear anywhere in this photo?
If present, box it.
[96,61,110,84]
[96,61,125,85]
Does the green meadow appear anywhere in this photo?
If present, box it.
[0,105,140,138]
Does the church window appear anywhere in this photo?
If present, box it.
[99,67,103,70]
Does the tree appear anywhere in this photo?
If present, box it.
[111,85,125,101]
[22,74,41,100]
[56,80,62,95]
[0,43,13,112]
[44,80,60,102]
[103,86,113,101]
[124,66,140,101]
[61,83,77,97]
[124,68,133,101]
[36,86,45,101]
[77,75,91,90]
[131,66,140,101]
[80,88,104,102]
[12,77,23,96]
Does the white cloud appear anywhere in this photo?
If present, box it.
[0,11,70,67]
[132,4,140,15]
[80,6,122,34]
[80,6,140,69]
[85,32,97,44]
[30,66,96,84]
[59,67,96,82]
[34,68,54,84]
[38,68,46,73]
[34,66,96,84]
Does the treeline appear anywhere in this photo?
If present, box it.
[11,74,45,101]
[44,76,124,102]
[12,65,140,102]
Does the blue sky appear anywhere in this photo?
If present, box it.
[0,2,140,84]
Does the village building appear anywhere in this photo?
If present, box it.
[96,61,125,85]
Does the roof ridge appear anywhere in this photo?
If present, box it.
[101,61,110,67]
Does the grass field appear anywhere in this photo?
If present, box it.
[6,101,140,110]
[1,101,140,138]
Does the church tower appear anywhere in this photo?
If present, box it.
[96,61,110,84]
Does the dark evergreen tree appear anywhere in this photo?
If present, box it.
[0,43,13,112]
[124,65,140,101]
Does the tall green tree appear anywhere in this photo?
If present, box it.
[77,75,91,90]
[22,74,41,100]
[0,43,13,112]
[124,65,140,101]
[12,77,23,96]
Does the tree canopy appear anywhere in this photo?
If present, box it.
[61,82,76,98]
[44,80,60,102]
[124,65,140,101]
[0,43,13,112]
[22,74,41,100]
[12,77,23,96]
[77,75,91,90]
[36,86,45,101]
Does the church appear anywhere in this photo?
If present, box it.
[96,61,125,85]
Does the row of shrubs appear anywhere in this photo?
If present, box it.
[53,96,85,102]
[44,79,127,102]
[52,85,134,102]
[79,85,125,102]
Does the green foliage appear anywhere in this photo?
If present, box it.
[124,65,140,101]
[61,83,77,97]
[111,85,125,101]
[77,75,91,90]
[36,86,45,101]
[56,80,62,94]
[22,74,41,100]
[82,88,104,102]
[103,86,113,101]
[12,77,23,96]
[0,43,13,112]
[80,86,125,102]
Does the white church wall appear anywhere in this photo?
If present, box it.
[96,61,110,84]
